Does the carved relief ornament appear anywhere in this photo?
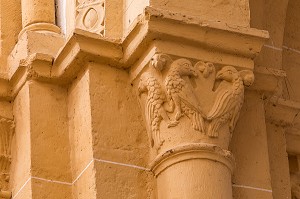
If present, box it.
[0,118,14,198]
[76,0,105,35]
[137,54,254,151]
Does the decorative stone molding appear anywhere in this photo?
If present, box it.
[149,143,235,198]
[150,143,234,177]
[137,54,254,152]
[76,0,105,35]
[0,7,267,101]
[0,117,14,199]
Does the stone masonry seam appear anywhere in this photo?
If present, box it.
[264,44,300,54]
[12,158,148,198]
[232,184,273,193]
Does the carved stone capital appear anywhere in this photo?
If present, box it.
[136,54,254,153]
[0,117,14,198]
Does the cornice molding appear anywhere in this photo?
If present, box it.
[0,6,268,100]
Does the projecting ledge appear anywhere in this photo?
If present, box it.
[0,7,268,101]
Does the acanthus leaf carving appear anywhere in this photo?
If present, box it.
[137,54,254,151]
[0,117,14,198]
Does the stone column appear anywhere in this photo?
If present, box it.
[133,54,255,198]
[20,0,60,36]
[151,144,234,198]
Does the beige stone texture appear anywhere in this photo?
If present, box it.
[31,178,71,199]
[233,188,273,199]
[72,161,97,199]
[153,147,233,198]
[68,69,96,199]
[11,83,31,197]
[282,0,300,101]
[150,0,250,27]
[68,69,93,178]
[0,0,22,75]
[123,0,148,37]
[64,0,76,38]
[28,81,71,182]
[230,91,273,199]
[10,81,72,199]
[105,0,123,39]
[13,180,32,199]
[94,162,154,198]
[88,63,149,167]
[7,31,64,78]
[266,123,291,199]
[0,0,299,198]
[282,49,300,101]
[21,0,56,28]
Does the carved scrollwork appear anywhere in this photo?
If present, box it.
[76,0,105,35]
[0,117,14,198]
[137,54,254,150]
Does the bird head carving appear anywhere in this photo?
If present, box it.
[195,61,214,78]
[172,58,197,77]
[216,66,239,82]
[150,53,172,71]
[138,73,150,96]
[239,70,255,86]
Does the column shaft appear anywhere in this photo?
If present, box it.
[151,144,234,198]
[20,0,60,35]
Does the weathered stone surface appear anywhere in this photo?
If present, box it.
[0,0,298,198]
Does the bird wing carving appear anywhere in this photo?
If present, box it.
[145,98,154,130]
[165,70,204,132]
[229,94,244,132]
[206,89,234,120]
[177,83,200,111]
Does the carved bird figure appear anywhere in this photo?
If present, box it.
[164,58,205,132]
[206,66,254,137]
[138,72,178,149]
[195,61,214,78]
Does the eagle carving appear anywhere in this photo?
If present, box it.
[164,58,205,133]
[136,54,254,150]
[138,72,178,149]
[206,66,254,137]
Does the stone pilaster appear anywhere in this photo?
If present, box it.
[10,81,72,199]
